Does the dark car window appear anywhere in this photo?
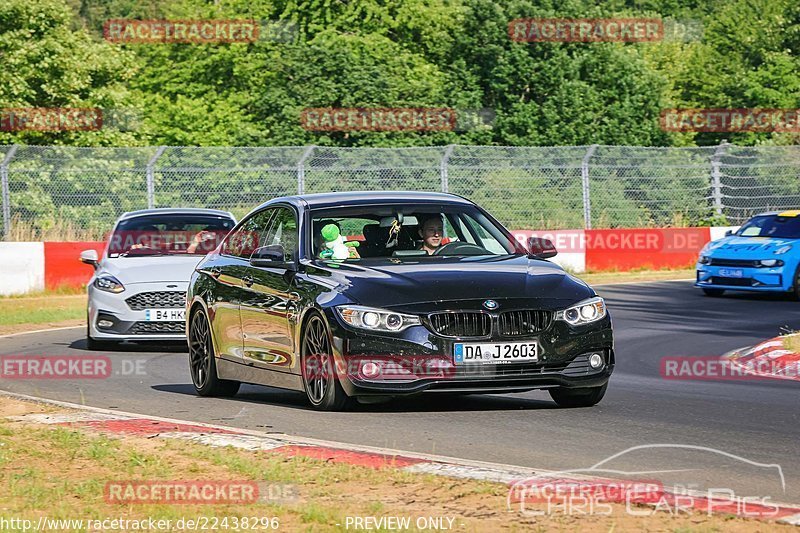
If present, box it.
[260,207,298,262]
[223,210,275,259]
[108,213,235,257]
[736,214,800,239]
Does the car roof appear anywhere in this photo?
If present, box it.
[118,208,236,221]
[752,210,800,218]
[255,191,473,211]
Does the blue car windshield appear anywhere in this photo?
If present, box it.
[735,215,800,239]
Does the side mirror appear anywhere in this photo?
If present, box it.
[725,230,733,237]
[80,249,99,269]
[527,237,558,259]
[249,245,296,270]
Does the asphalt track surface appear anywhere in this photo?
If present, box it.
[2,280,799,503]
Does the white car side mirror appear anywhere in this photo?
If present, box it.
[80,249,99,269]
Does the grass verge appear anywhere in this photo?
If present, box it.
[0,294,85,336]
[576,268,695,286]
[781,333,800,354]
[0,397,794,532]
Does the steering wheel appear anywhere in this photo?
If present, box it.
[433,241,490,256]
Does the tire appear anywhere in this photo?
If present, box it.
[702,288,725,297]
[549,383,607,408]
[188,309,240,397]
[301,313,354,411]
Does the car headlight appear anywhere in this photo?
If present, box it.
[94,275,125,293]
[336,305,420,332]
[757,259,784,267]
[699,255,710,264]
[556,297,606,326]
[775,245,792,255]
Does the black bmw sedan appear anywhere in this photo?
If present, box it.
[186,192,613,410]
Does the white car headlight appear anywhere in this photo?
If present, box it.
[336,305,420,332]
[556,297,606,326]
[94,275,125,293]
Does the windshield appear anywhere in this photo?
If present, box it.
[735,214,800,240]
[108,214,235,257]
[309,204,525,261]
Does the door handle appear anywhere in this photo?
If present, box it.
[242,275,254,287]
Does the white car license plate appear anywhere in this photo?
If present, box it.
[144,309,185,322]
[454,341,538,364]
[718,268,744,278]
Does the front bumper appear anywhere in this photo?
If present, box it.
[324,308,614,396]
[88,282,188,341]
[695,264,791,292]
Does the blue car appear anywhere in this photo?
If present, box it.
[695,211,800,299]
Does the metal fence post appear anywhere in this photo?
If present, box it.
[581,144,598,229]
[440,145,456,193]
[1,145,19,240]
[710,140,729,217]
[146,146,166,209]
[297,145,316,195]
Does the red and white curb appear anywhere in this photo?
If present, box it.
[3,390,799,526]
[725,336,800,381]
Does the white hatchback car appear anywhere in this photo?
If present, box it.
[81,208,236,349]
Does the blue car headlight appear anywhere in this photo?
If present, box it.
[756,259,784,267]
[699,255,710,265]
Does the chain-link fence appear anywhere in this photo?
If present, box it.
[2,142,799,240]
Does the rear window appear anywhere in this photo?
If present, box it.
[108,214,235,256]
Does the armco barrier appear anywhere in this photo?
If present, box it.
[0,242,44,295]
[0,228,732,295]
[584,227,709,271]
[44,242,104,291]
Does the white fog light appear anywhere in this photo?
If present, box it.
[589,353,604,369]
[362,362,381,378]
[97,319,113,328]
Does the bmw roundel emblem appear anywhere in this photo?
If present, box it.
[483,299,499,310]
